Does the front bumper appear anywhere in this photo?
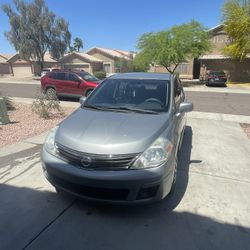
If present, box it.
[41,147,175,204]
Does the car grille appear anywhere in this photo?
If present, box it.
[56,143,139,170]
[50,173,129,200]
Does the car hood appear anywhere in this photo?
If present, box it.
[55,108,170,155]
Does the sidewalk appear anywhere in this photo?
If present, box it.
[184,85,250,94]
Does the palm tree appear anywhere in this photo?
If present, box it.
[73,37,83,52]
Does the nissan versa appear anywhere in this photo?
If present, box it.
[41,73,193,204]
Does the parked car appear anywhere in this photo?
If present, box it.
[41,68,59,77]
[206,71,227,87]
[41,70,100,98]
[41,72,193,204]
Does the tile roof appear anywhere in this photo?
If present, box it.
[74,52,103,62]
[86,47,134,60]
[42,53,58,63]
[199,54,231,60]
[200,54,250,60]
[0,54,15,61]
[0,55,8,63]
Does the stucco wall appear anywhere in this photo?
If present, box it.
[87,51,115,73]
[210,33,229,55]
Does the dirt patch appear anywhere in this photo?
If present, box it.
[240,123,250,139]
[0,103,75,148]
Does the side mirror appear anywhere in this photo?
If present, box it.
[79,96,86,105]
[178,102,193,113]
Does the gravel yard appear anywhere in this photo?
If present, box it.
[0,103,75,148]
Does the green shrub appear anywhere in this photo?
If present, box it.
[0,92,15,110]
[32,93,63,119]
[94,71,106,80]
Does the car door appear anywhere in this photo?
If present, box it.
[53,72,68,94]
[67,73,82,95]
[173,77,185,152]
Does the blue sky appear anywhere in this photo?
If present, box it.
[0,0,225,53]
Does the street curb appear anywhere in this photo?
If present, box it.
[0,131,48,158]
[0,80,40,85]
[187,112,250,124]
[184,86,250,94]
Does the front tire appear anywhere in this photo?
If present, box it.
[169,158,178,194]
[46,87,57,99]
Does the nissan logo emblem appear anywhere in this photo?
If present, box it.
[81,156,92,167]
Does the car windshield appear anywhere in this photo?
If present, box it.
[83,78,170,113]
[79,72,99,82]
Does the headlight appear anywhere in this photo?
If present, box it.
[44,126,59,156]
[131,137,173,169]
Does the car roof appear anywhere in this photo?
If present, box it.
[109,72,172,80]
[50,70,87,74]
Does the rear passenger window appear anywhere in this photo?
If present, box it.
[49,72,57,79]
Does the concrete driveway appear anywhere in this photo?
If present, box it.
[1,114,250,250]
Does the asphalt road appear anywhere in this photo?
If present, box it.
[1,82,250,116]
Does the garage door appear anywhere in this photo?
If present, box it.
[64,64,90,72]
[12,64,32,77]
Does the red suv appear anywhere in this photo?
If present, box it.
[41,70,100,98]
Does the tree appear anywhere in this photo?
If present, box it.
[222,0,250,61]
[2,0,71,71]
[134,20,211,73]
[73,37,83,52]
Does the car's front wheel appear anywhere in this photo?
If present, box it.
[46,87,57,99]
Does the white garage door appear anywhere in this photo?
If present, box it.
[12,64,32,77]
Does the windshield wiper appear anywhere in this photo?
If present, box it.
[83,104,105,110]
[103,106,159,114]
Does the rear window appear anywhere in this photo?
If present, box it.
[209,71,225,76]
[79,72,99,82]
[49,72,57,79]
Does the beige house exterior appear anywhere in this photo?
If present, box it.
[59,52,103,73]
[148,24,250,82]
[0,53,58,77]
[0,48,134,77]
[199,24,250,82]
[148,61,194,79]
[86,47,135,74]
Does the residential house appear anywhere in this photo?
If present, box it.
[0,54,12,75]
[148,24,250,82]
[59,52,103,73]
[199,24,250,82]
[7,53,58,77]
[86,47,135,74]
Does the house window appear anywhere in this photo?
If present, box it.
[103,63,111,73]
